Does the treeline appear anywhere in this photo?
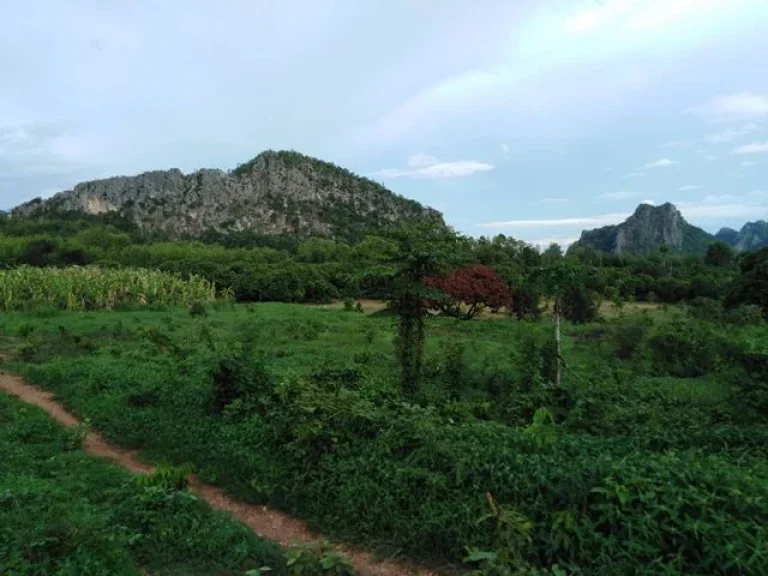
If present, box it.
[0,212,764,316]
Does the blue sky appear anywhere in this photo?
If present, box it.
[1,0,767,246]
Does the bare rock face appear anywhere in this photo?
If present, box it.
[716,221,768,252]
[614,203,685,253]
[12,150,444,241]
[573,203,715,255]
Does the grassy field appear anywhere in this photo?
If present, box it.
[1,301,767,575]
[311,298,668,319]
[0,390,286,576]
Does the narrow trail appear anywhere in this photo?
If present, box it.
[0,368,437,576]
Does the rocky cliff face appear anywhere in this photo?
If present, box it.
[716,220,768,252]
[12,150,445,241]
[573,203,715,255]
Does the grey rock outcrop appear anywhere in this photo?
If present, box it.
[572,203,715,255]
[716,220,768,252]
[12,150,444,241]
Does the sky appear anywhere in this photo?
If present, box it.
[1,0,768,247]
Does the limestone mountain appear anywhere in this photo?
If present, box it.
[12,150,445,242]
[572,202,715,255]
[715,220,768,252]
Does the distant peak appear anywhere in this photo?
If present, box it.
[632,201,679,216]
[574,201,712,255]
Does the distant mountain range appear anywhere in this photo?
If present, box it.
[715,220,768,252]
[572,202,768,255]
[11,150,444,243]
[8,155,768,256]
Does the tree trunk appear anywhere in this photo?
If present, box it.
[554,300,562,387]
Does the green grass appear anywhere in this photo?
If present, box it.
[0,392,286,576]
[2,303,767,575]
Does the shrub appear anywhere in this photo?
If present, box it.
[647,320,726,378]
[210,353,273,415]
[509,283,541,320]
[609,316,653,360]
[189,301,208,317]
[285,542,356,576]
[560,283,598,323]
[442,340,466,400]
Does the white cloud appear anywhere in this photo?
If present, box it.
[501,144,511,160]
[628,0,727,31]
[0,123,97,179]
[704,123,760,144]
[677,185,698,191]
[677,193,768,220]
[601,190,640,200]
[645,158,679,168]
[704,155,716,161]
[687,93,768,123]
[696,149,707,155]
[529,236,580,250]
[702,194,734,202]
[565,0,731,35]
[731,142,768,155]
[481,189,768,233]
[565,2,624,33]
[479,212,630,229]
[622,171,645,179]
[640,199,656,205]
[372,154,493,179]
[741,161,757,167]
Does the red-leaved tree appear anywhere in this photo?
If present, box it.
[425,264,512,320]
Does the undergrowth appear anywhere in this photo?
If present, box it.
[6,303,768,575]
[0,393,286,576]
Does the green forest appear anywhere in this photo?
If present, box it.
[0,211,765,314]
[1,211,767,575]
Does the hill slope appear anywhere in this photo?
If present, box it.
[715,220,768,252]
[11,150,444,242]
[573,202,715,255]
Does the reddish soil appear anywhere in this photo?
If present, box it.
[0,368,437,576]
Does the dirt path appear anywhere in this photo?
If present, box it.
[0,368,437,576]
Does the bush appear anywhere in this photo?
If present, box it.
[609,316,653,360]
[210,353,274,415]
[509,283,541,320]
[189,301,208,317]
[724,304,764,326]
[647,320,726,377]
[686,296,724,323]
[560,284,598,323]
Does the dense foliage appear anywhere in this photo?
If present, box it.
[0,392,286,575]
[3,300,765,575]
[726,246,768,317]
[1,212,760,318]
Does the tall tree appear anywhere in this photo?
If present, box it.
[387,225,455,395]
[534,262,596,386]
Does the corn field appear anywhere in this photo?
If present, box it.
[0,266,221,312]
